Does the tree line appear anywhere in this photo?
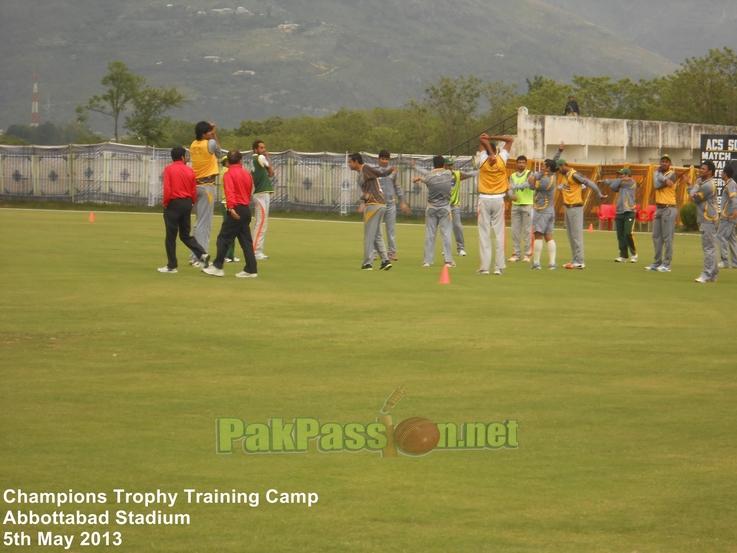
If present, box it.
[3,47,736,152]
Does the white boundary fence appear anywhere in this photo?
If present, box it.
[0,144,479,216]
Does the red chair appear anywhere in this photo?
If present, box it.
[597,204,616,230]
[637,204,657,231]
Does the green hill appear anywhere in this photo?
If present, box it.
[0,0,676,135]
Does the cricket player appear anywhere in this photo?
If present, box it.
[598,168,638,263]
[645,154,678,272]
[411,155,455,267]
[513,144,564,270]
[555,159,606,269]
[348,152,394,271]
[684,161,719,283]
[717,165,737,269]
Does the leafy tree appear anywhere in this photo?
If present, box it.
[124,85,186,145]
[5,121,101,145]
[520,76,571,116]
[411,75,484,150]
[0,134,29,146]
[76,61,144,142]
[655,47,737,125]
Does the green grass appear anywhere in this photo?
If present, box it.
[1,209,735,552]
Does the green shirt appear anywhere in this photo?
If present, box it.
[250,154,274,194]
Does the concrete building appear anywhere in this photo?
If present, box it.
[513,107,737,166]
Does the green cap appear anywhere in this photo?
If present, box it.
[220,155,228,164]
[555,159,567,168]
[444,156,454,165]
[617,168,632,175]
[660,154,671,161]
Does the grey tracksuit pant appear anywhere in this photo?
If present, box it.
[364,204,388,266]
[716,218,737,267]
[424,206,453,265]
[652,205,676,268]
[699,221,719,280]
[511,204,533,258]
[564,206,584,264]
[451,205,465,251]
[478,196,506,272]
[190,184,216,263]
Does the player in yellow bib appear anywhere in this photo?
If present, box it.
[476,133,514,275]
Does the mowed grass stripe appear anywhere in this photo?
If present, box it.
[1,210,735,553]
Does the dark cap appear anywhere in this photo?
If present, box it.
[660,154,671,161]
[444,156,454,165]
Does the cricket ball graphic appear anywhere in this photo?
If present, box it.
[394,417,440,455]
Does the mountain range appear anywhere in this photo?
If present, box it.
[1,0,734,136]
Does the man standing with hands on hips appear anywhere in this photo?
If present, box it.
[202,150,258,278]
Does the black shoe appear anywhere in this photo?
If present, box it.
[379,260,392,271]
[361,264,373,270]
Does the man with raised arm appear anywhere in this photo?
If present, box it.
[250,139,275,260]
[411,155,455,268]
[555,159,606,269]
[476,133,513,275]
[598,168,639,263]
[348,153,395,271]
[189,121,222,267]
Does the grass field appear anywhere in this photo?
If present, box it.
[1,208,736,552]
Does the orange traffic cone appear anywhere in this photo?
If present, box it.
[439,265,451,284]
[588,223,594,232]
[89,212,95,222]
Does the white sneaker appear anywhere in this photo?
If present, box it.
[476,269,489,275]
[718,261,726,269]
[157,266,177,273]
[695,276,708,283]
[444,261,456,268]
[200,253,210,268]
[630,254,638,263]
[458,249,467,257]
[189,259,202,268]
[421,263,431,267]
[507,256,520,262]
[232,257,241,262]
[235,271,257,278]
[522,256,531,262]
[255,253,269,260]
[202,265,224,277]
[614,257,626,263]
[224,258,234,263]
[493,269,502,275]
[656,266,671,272]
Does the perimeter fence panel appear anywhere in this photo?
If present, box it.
[0,144,693,224]
[1,149,34,197]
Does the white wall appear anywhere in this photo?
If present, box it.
[512,107,737,166]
